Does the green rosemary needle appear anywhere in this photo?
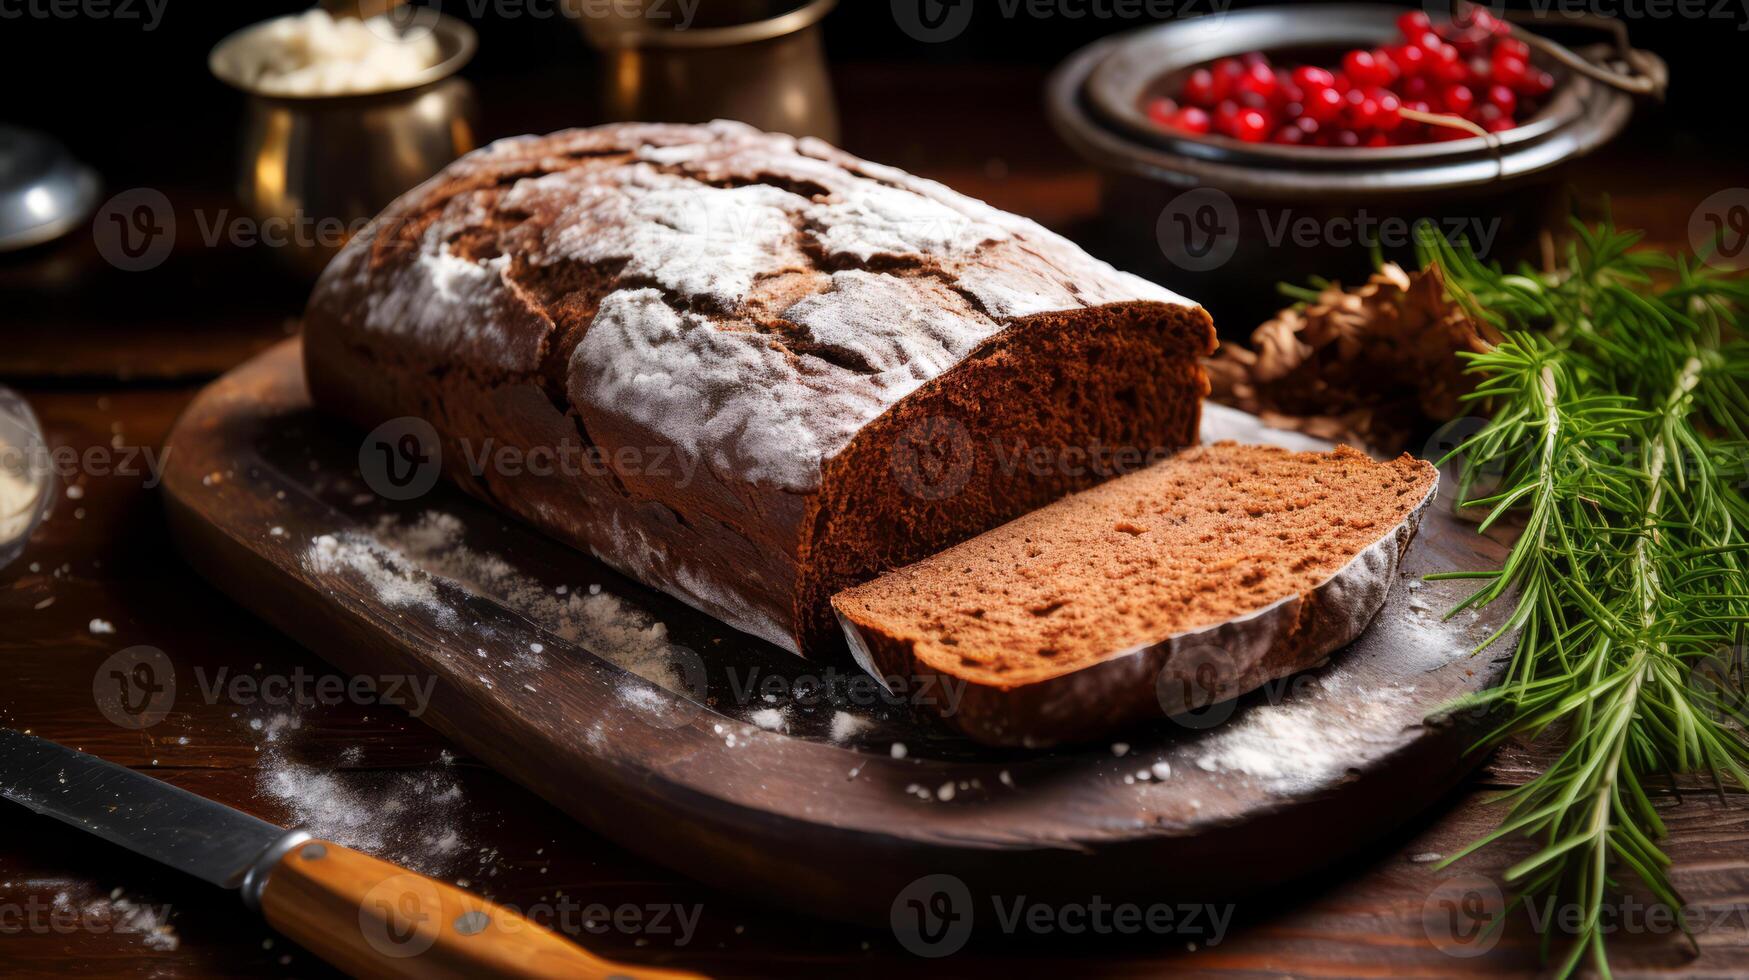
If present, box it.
[1417,218,1749,978]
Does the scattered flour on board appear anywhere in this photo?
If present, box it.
[257,747,472,876]
[1190,679,1418,791]
[748,707,787,732]
[829,710,872,742]
[302,511,684,690]
[305,532,450,620]
[52,888,178,951]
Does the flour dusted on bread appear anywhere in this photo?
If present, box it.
[305,121,1215,653]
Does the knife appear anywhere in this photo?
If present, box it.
[0,730,706,979]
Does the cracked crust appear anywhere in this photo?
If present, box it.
[304,121,1215,654]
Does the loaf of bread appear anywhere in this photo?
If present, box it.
[304,121,1215,654]
[832,443,1439,746]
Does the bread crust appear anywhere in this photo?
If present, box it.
[304,121,1214,654]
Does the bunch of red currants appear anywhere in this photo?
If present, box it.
[1148,8,1558,147]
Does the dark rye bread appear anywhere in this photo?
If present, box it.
[303,121,1215,655]
[831,443,1440,746]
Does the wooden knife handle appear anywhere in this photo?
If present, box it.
[259,838,706,979]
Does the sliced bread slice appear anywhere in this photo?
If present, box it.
[831,442,1439,746]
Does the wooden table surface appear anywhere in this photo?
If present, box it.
[2,64,1745,978]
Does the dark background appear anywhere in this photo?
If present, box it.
[0,0,1739,191]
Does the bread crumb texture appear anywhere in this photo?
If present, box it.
[834,444,1437,685]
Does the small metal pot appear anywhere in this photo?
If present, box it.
[1046,4,1651,330]
[209,13,479,280]
[573,0,839,142]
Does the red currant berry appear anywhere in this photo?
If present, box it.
[1212,58,1244,97]
[1373,90,1403,131]
[1353,97,1385,131]
[1432,45,1468,83]
[1175,106,1213,134]
[1183,68,1218,106]
[1365,132,1391,147]
[1147,98,1179,127]
[1232,108,1271,142]
[1304,85,1344,123]
[1292,65,1336,90]
[1334,129,1362,148]
[1443,84,1476,116]
[1272,125,1305,145]
[1493,38,1531,63]
[1236,61,1279,102]
[1401,75,1432,100]
[1487,84,1516,113]
[1493,54,1529,89]
[1393,42,1428,77]
[1485,114,1517,133]
[1343,49,1393,87]
[1213,99,1242,135]
[1523,70,1555,96]
[1397,9,1432,39]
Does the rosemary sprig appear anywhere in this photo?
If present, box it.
[1418,219,1749,976]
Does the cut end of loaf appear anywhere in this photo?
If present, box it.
[832,443,1438,744]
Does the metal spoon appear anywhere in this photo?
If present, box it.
[0,125,100,253]
[0,386,53,571]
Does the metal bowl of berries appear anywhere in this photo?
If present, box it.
[1045,3,1663,326]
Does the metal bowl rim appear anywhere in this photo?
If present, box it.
[1084,3,1610,167]
[577,0,837,50]
[208,12,477,101]
[1046,35,1636,199]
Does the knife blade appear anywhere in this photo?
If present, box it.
[0,730,705,979]
[0,728,301,899]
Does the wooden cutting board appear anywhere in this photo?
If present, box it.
[163,338,1516,927]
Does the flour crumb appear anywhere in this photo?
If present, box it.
[749,707,787,732]
[889,742,908,760]
[257,747,472,876]
[829,711,871,742]
[88,618,115,635]
[1191,681,1416,790]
